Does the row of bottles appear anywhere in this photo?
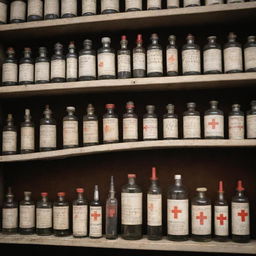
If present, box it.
[2,170,251,243]
[2,33,256,86]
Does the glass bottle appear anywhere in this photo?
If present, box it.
[66,41,77,82]
[19,191,35,235]
[163,104,178,139]
[79,39,96,81]
[184,0,201,7]
[2,47,18,86]
[27,0,43,22]
[101,0,119,14]
[36,192,52,236]
[166,35,178,76]
[53,192,70,236]
[0,0,7,24]
[83,104,99,146]
[118,35,131,79]
[2,187,18,234]
[97,37,116,79]
[82,0,97,15]
[133,34,146,78]
[205,0,223,5]
[106,176,118,240]
[89,185,103,238]
[229,104,244,140]
[123,101,138,142]
[143,105,158,141]
[35,47,50,84]
[246,100,256,139]
[61,0,77,18]
[214,181,229,242]
[244,36,256,72]
[147,33,163,77]
[19,48,34,85]
[204,101,224,139]
[167,174,189,241]
[147,0,161,10]
[203,36,222,74]
[191,188,211,242]
[232,180,250,243]
[167,0,180,8]
[121,174,142,240]
[44,0,59,20]
[39,105,57,151]
[125,0,142,11]
[21,109,35,154]
[73,188,88,238]
[10,0,26,23]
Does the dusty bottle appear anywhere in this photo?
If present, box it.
[51,43,66,83]
[0,0,7,24]
[82,0,97,15]
[147,0,161,10]
[205,0,223,5]
[122,174,142,240]
[163,104,178,139]
[244,36,256,72]
[184,0,201,7]
[27,0,43,22]
[246,100,256,139]
[125,0,142,11]
[10,0,26,23]
[143,105,158,141]
[133,34,146,78]
[66,42,78,82]
[166,35,178,76]
[229,104,244,140]
[19,48,34,85]
[101,0,119,14]
[118,35,131,79]
[35,47,50,84]
[167,0,180,8]
[61,0,77,18]
[44,0,59,19]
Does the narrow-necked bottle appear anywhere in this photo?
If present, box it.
[147,0,161,10]
[0,0,7,24]
[2,187,18,234]
[125,0,142,11]
[51,43,66,83]
[184,0,201,7]
[227,0,244,3]
[231,180,250,243]
[66,41,78,82]
[121,174,142,240]
[166,35,178,76]
[73,188,88,238]
[90,185,103,238]
[167,0,179,8]
[244,36,256,72]
[101,0,119,14]
[35,47,50,84]
[82,0,97,15]
[167,174,189,241]
[106,176,118,240]
[44,0,59,19]
[133,34,146,78]
[61,0,77,18]
[143,105,158,141]
[27,0,43,22]
[163,104,178,139]
[118,35,131,79]
[19,191,35,235]
[79,39,96,81]
[205,0,223,5]
[229,104,244,140]
[19,48,34,85]
[21,109,35,154]
[10,0,26,23]
[36,192,52,236]
[246,100,256,139]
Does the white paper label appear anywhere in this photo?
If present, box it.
[192,205,211,235]
[19,63,34,83]
[184,0,200,7]
[232,202,250,235]
[182,49,201,74]
[53,206,69,230]
[163,118,178,139]
[125,0,142,10]
[147,49,163,74]
[51,59,65,79]
[147,194,162,226]
[0,2,7,23]
[63,120,78,146]
[89,206,102,237]
[79,55,96,77]
[2,63,18,83]
[204,115,224,137]
[167,0,180,7]
[167,199,189,235]
[214,205,229,236]
[61,0,77,15]
[73,205,88,236]
[2,131,17,152]
[244,47,256,71]
[143,118,158,140]
[166,48,178,73]
[224,47,243,72]
[67,57,77,79]
[98,52,115,77]
[204,48,222,73]
[247,115,256,138]
[82,0,96,14]
[20,205,35,229]
[36,208,52,229]
[121,192,142,225]
[44,0,59,16]
[229,116,244,139]
[123,118,138,140]
[21,127,35,150]
[35,62,50,81]
[83,120,99,144]
[206,0,223,5]
[28,0,43,16]
[118,54,131,73]
[11,1,26,20]
[183,116,201,138]
[3,208,18,229]
[40,125,56,148]
[103,118,119,142]
[133,52,145,71]
[101,0,119,12]
[147,0,161,9]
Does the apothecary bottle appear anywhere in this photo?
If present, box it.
[10,0,26,23]
[147,0,161,10]
[163,104,178,139]
[19,48,34,85]
[205,0,223,5]
[44,0,59,19]
[82,0,97,15]
[35,47,50,84]
[246,100,256,139]
[166,35,178,76]
[184,0,200,7]
[125,0,142,11]
[143,105,158,141]
[51,43,66,83]
[27,0,43,22]
[101,0,119,14]
[244,36,256,72]
[61,0,77,18]
[133,34,146,78]
[229,104,244,140]
[36,192,52,236]
[0,0,7,24]
[66,41,78,82]
[167,0,180,8]
[118,35,131,79]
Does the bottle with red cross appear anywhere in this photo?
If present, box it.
[143,105,158,141]
[191,187,212,242]
[231,180,250,243]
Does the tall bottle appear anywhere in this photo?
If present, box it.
[44,0,59,20]
[244,36,256,72]
[118,35,131,79]
[19,48,34,85]
[61,0,77,18]
[82,0,97,15]
[121,174,142,240]
[27,0,43,22]
[66,41,78,82]
[167,174,189,241]
[51,43,66,83]
[229,104,244,140]
[35,47,50,84]
[231,180,250,243]
[125,0,142,11]
[10,0,26,23]
[0,0,7,24]
[183,0,201,7]
[163,104,178,139]
[133,34,146,78]
[147,0,161,10]
[166,35,178,76]
[246,100,256,139]
[101,0,119,14]
[167,0,180,8]
[106,176,118,240]
[143,105,158,141]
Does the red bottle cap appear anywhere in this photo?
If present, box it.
[105,104,115,109]
[126,102,134,109]
[41,192,48,197]
[128,174,136,178]
[237,180,245,191]
[76,188,84,193]
[150,167,158,180]
[137,34,143,43]
[57,192,65,197]
[218,181,224,193]
[121,35,126,41]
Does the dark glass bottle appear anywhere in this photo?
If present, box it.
[36,192,52,236]
[106,176,118,240]
[166,35,178,76]
[118,35,131,79]
[53,192,70,237]
[2,47,18,86]
[35,47,50,84]
[79,39,96,81]
[133,34,146,78]
[191,188,212,242]
[82,0,97,15]
[143,105,158,141]
[61,0,77,18]
[231,180,250,243]
[121,174,142,240]
[66,41,77,82]
[10,0,26,23]
[167,174,189,241]
[0,0,7,24]
[147,0,161,10]
[44,0,59,20]
[184,0,201,7]
[246,100,256,139]
[125,0,142,11]
[2,187,18,234]
[101,0,119,14]
[244,36,256,72]
[27,0,43,22]
[163,104,178,139]
[167,0,179,8]
[51,43,66,83]
[19,48,34,85]
[19,191,35,235]
[229,104,244,140]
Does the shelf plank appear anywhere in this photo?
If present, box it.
[0,234,255,254]
[0,3,255,41]
[1,140,256,163]
[0,73,256,98]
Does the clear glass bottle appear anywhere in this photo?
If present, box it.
[244,36,256,72]
[143,105,158,141]
[10,0,26,23]
[166,35,178,76]
[167,0,180,8]
[27,0,43,22]
[61,0,77,18]
[19,47,34,85]
[0,0,7,24]
[35,47,50,84]
[82,0,97,15]
[184,0,201,7]
[246,100,256,139]
[66,41,77,82]
[229,104,244,140]
[163,104,178,139]
[118,35,131,79]
[125,0,142,11]
[133,34,146,78]
[101,0,119,14]
[44,0,59,20]
[147,0,161,10]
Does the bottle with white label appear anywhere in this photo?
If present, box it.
[66,41,78,82]
[167,0,179,8]
[203,36,222,74]
[51,42,66,83]
[101,0,119,14]
[19,191,35,235]
[205,0,223,5]
[35,47,50,84]
[147,0,161,10]
[183,102,201,139]
[191,187,212,242]
[224,32,243,73]
[103,104,119,143]
[246,100,256,139]
[27,0,43,22]
[123,101,138,142]
[98,37,116,79]
[143,105,158,140]
[79,39,96,81]
[90,185,103,238]
[182,34,201,75]
[125,0,142,11]
[19,48,34,85]
[184,0,201,7]
[61,0,77,18]
[40,105,57,151]
[2,114,17,155]
[53,192,70,236]
[147,33,163,77]
[21,109,35,154]
[2,47,18,86]
[82,0,97,15]
[36,192,52,236]
[83,104,99,146]
[122,174,142,240]
[0,0,7,24]
[204,100,224,139]
[167,174,189,241]
[133,34,146,78]
[229,104,244,140]
[118,35,131,79]
[163,104,178,139]
[44,0,59,19]
[10,0,26,23]
[147,167,162,240]
[244,36,256,72]
[2,187,18,234]
[231,180,250,243]
[227,0,244,3]
[73,188,88,238]
[166,35,178,76]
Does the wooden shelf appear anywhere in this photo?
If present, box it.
[0,3,255,41]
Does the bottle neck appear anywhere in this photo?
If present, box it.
[58,196,65,202]
[94,188,99,201]
[42,196,48,202]
[67,111,74,116]
[187,38,194,44]
[69,47,75,54]
[40,51,47,58]
[218,192,225,201]
[136,41,142,48]
[169,39,175,46]
[24,52,31,58]
[55,49,63,55]
[7,196,14,203]
[84,43,92,50]
[8,52,15,58]
[44,113,51,119]
[128,177,135,185]
[77,192,84,200]
[121,41,127,50]
[188,107,195,112]
[107,108,114,115]
[151,39,158,45]
[175,179,182,186]
[24,195,31,201]
[198,192,205,199]
[103,42,110,48]
[236,190,245,197]
[127,108,134,114]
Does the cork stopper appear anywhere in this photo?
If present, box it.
[44,105,52,116]
[187,34,194,42]
[187,102,196,109]
[39,47,47,53]
[236,180,244,191]
[166,104,174,112]
[175,174,181,180]
[105,104,115,109]
[196,187,207,192]
[7,113,13,121]
[128,174,136,178]
[102,37,111,44]
[24,191,32,197]
[84,39,92,46]
[41,192,48,197]
[136,34,143,43]
[210,100,218,108]
[151,33,159,40]
[126,101,135,109]
[7,47,15,54]
[76,188,84,193]
[208,36,217,42]
[168,35,176,42]
[146,105,155,112]
[228,32,237,41]
[66,106,75,113]
[232,104,240,111]
[57,192,65,197]
[150,167,158,180]
[24,47,31,53]
[218,181,224,193]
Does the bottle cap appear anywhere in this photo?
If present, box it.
[210,100,218,106]
[146,105,155,111]
[102,37,111,44]
[228,32,236,40]
[41,192,48,197]
[24,191,32,196]
[208,35,217,41]
[76,188,84,193]
[187,34,194,41]
[105,104,115,109]
[7,47,15,54]
[128,174,136,178]
[121,35,127,41]
[218,181,224,193]
[126,101,134,109]
[150,167,158,180]
[69,41,75,46]
[232,104,240,109]
[136,34,143,43]
[175,174,181,179]
[24,47,31,52]
[236,180,245,191]
[168,35,176,41]
[7,113,13,120]
[57,192,65,197]
[67,106,75,112]
[151,33,158,40]
[166,104,174,111]
[187,102,196,108]
[39,46,47,52]
[84,39,92,45]
[55,42,63,50]
[196,187,207,192]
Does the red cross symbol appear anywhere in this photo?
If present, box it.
[143,125,149,131]
[99,61,104,67]
[196,212,207,225]
[238,210,248,222]
[208,119,219,129]
[148,203,154,211]
[217,214,227,225]
[168,55,176,63]
[107,208,116,217]
[104,124,111,133]
[91,211,101,221]
[171,206,182,219]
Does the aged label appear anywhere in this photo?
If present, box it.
[182,49,201,74]
[28,0,43,16]
[123,118,138,140]
[166,48,178,73]
[36,208,52,229]
[103,118,119,142]
[53,206,69,230]
[163,118,178,139]
[61,0,77,15]
[40,125,56,148]
[147,49,163,74]
[63,121,78,146]
[192,205,211,235]
[2,63,18,83]
[167,0,180,7]
[204,48,222,73]
[101,0,119,11]
[67,57,78,79]
[232,202,250,235]
[0,2,7,23]
[2,131,17,152]
[51,59,65,79]
[244,47,256,71]
[35,62,50,81]
[44,0,59,16]
[229,116,244,140]
[19,63,34,83]
[204,115,224,137]
[143,117,158,140]
[205,0,223,5]
[3,208,18,229]
[83,120,99,144]
[184,0,200,6]
[133,52,145,70]
[82,0,97,14]
[89,206,102,237]
[11,1,26,20]
[214,205,229,236]
[224,47,243,72]
[21,127,35,151]
[183,116,201,138]
[147,194,162,226]
[247,115,256,138]
[19,205,35,229]
[118,54,131,73]
[147,0,161,8]
[79,55,96,77]
[125,0,142,10]
[73,205,88,236]
[98,52,116,77]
